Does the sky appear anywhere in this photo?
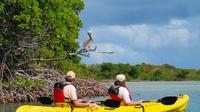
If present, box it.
[78,0,200,69]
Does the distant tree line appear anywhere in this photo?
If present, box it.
[77,63,200,81]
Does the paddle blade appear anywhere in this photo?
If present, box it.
[38,97,53,105]
[104,99,120,108]
[158,96,177,105]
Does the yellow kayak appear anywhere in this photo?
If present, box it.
[16,94,189,112]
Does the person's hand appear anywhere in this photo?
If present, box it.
[139,99,144,104]
[136,100,144,105]
[77,99,83,102]
[89,103,101,108]
[80,99,90,103]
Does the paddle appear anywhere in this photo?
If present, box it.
[143,96,177,105]
[38,95,177,108]
[38,97,53,105]
[103,96,178,109]
[103,99,120,108]
[38,97,120,108]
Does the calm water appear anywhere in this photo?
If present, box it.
[127,81,200,112]
[0,81,199,112]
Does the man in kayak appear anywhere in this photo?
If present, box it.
[108,74,143,106]
[63,71,100,108]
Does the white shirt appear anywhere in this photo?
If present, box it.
[63,84,78,101]
[118,86,131,103]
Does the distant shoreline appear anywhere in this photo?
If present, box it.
[100,79,200,82]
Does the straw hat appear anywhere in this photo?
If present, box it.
[66,71,76,79]
[116,74,126,82]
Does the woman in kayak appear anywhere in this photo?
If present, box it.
[108,74,143,106]
[54,71,100,108]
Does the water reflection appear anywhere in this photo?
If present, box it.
[0,103,22,112]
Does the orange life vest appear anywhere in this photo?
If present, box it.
[53,82,72,103]
[54,82,65,103]
[108,86,132,102]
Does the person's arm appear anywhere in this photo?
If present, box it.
[73,100,90,107]
[73,100,101,108]
[67,86,90,107]
[68,86,100,108]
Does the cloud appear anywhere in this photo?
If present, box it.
[80,17,200,67]
[89,17,200,49]
[81,0,200,27]
[80,1,200,68]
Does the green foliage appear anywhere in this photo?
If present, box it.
[137,73,151,80]
[176,69,189,80]
[128,65,143,79]
[2,80,9,88]
[0,2,5,12]
[187,70,200,80]
[100,63,118,78]
[12,76,45,89]
[0,0,84,70]
[161,64,176,69]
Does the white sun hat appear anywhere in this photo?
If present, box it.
[116,74,126,82]
[66,71,76,79]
